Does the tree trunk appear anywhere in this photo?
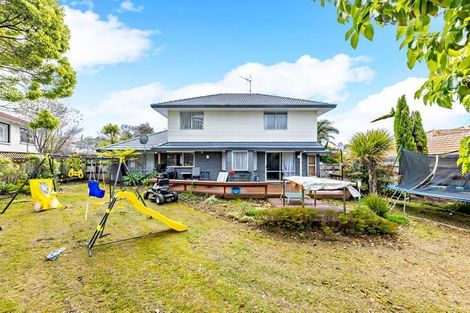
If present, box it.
[368,161,378,194]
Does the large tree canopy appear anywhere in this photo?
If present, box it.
[316,0,469,111]
[0,0,76,101]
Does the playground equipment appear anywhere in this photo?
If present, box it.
[388,149,470,212]
[30,178,61,211]
[87,159,106,199]
[144,176,178,205]
[87,189,187,256]
[1,154,59,215]
[68,168,84,179]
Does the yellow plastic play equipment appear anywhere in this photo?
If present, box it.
[68,168,84,178]
[29,179,62,211]
[87,189,187,256]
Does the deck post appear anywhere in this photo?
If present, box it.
[314,190,317,207]
[342,187,346,212]
[282,179,286,206]
[301,185,305,208]
[223,186,226,199]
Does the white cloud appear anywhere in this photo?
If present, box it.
[328,77,469,143]
[120,0,144,12]
[63,6,153,70]
[81,54,375,134]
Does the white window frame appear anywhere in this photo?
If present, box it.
[166,152,195,167]
[180,112,204,130]
[231,150,249,171]
[221,151,226,171]
[264,112,288,130]
[0,122,10,143]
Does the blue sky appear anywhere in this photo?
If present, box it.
[60,0,467,141]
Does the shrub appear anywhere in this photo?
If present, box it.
[444,202,470,215]
[339,205,397,235]
[0,182,17,194]
[257,207,321,231]
[362,194,389,217]
[204,195,220,205]
[385,213,408,224]
[244,209,259,217]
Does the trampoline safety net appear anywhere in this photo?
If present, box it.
[388,149,470,202]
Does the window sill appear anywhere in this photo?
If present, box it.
[0,142,11,145]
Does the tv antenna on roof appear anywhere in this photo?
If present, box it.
[239,75,252,93]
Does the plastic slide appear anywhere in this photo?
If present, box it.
[115,191,188,232]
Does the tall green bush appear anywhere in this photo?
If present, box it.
[410,111,428,154]
[362,194,388,217]
[394,95,416,152]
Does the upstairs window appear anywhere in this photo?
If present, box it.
[264,112,287,130]
[20,128,34,144]
[0,122,10,143]
[180,112,204,129]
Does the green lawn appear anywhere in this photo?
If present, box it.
[0,183,469,312]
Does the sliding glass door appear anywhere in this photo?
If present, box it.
[266,152,295,181]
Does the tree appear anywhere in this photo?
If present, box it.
[134,122,154,136]
[316,0,469,111]
[0,0,76,102]
[394,96,416,152]
[15,99,83,154]
[28,109,59,154]
[410,111,428,153]
[349,129,394,194]
[120,124,134,141]
[101,124,121,144]
[317,119,339,147]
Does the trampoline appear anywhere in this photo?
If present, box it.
[388,149,470,209]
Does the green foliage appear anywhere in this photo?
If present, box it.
[63,155,83,172]
[244,208,259,217]
[410,111,428,154]
[123,171,157,186]
[257,207,321,231]
[100,123,121,144]
[343,157,393,194]
[339,205,398,235]
[457,136,470,174]
[362,194,389,217]
[29,110,60,130]
[204,195,221,205]
[317,119,339,147]
[385,213,409,224]
[349,129,394,193]
[0,157,25,184]
[0,0,76,101]
[443,202,470,215]
[320,147,341,164]
[0,182,17,194]
[315,0,469,112]
[394,96,416,152]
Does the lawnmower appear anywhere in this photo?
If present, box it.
[144,176,178,205]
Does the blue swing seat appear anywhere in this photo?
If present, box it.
[88,180,105,198]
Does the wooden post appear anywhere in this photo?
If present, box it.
[342,187,346,212]
[314,190,317,207]
[282,179,286,206]
[223,186,226,199]
[301,185,305,208]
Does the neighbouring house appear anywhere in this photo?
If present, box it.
[102,93,336,181]
[426,127,470,155]
[0,111,37,160]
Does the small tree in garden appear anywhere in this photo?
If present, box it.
[349,129,394,194]
[100,123,121,144]
[394,96,416,152]
[29,109,60,154]
[410,111,428,154]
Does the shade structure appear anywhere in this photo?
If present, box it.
[284,176,361,198]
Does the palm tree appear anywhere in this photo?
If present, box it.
[349,129,394,194]
[317,119,339,147]
[101,123,121,144]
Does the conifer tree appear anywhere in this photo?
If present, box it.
[411,111,428,154]
[393,95,416,152]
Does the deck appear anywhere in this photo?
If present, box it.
[150,179,351,200]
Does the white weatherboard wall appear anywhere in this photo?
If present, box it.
[0,122,37,153]
[168,110,318,142]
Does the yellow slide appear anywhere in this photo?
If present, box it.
[115,191,188,232]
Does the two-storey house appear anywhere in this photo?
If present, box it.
[152,93,335,181]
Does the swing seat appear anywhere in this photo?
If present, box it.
[88,180,105,198]
[29,179,62,211]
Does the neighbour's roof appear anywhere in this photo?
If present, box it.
[100,130,168,151]
[426,127,470,155]
[151,93,336,116]
[153,141,329,153]
[0,111,29,126]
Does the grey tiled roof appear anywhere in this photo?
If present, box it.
[151,93,336,109]
[153,141,328,152]
[101,130,168,151]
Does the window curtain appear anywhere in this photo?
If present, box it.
[276,113,287,129]
[232,151,248,170]
[282,152,295,177]
[180,112,192,129]
[264,114,275,129]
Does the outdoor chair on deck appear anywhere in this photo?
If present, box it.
[191,167,201,180]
